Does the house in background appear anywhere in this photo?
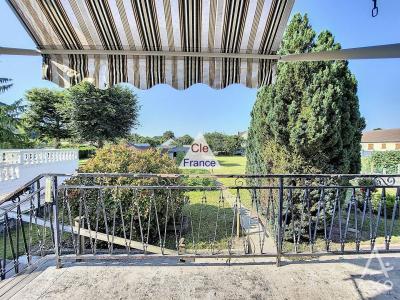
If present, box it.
[238,131,248,140]
[361,128,400,156]
[166,145,190,159]
[159,139,175,150]
[128,143,151,151]
[158,139,190,159]
[128,139,189,160]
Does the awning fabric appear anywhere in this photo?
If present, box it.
[8,0,294,89]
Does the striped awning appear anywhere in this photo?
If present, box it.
[8,0,294,89]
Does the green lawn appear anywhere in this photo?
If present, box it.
[216,156,252,208]
[181,190,234,252]
[0,223,54,260]
[216,156,247,174]
[180,156,249,251]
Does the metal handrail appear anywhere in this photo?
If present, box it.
[0,172,399,280]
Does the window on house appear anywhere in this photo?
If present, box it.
[381,143,386,150]
[368,144,374,150]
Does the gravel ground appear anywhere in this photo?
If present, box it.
[2,253,400,300]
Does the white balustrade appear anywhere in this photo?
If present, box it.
[0,149,79,186]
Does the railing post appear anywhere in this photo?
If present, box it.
[276,177,283,266]
[236,189,240,238]
[49,176,61,268]
[74,217,85,259]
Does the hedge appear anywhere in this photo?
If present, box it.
[78,146,96,160]
[364,151,400,173]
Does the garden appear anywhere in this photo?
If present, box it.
[0,13,398,259]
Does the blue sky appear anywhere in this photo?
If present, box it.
[0,0,399,137]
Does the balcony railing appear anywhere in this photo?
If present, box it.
[0,173,399,279]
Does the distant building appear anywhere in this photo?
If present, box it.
[128,143,151,151]
[159,138,175,149]
[361,128,400,156]
[238,131,248,140]
[157,139,190,159]
[166,145,190,159]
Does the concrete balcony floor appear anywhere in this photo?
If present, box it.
[0,253,399,300]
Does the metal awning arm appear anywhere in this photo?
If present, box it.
[0,47,279,60]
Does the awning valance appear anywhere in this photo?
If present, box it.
[8,0,294,89]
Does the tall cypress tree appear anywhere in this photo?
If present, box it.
[246,14,365,175]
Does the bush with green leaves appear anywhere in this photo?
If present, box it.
[371,190,398,219]
[181,169,217,187]
[78,145,96,160]
[65,144,184,244]
[370,151,400,173]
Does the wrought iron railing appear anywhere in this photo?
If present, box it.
[0,173,399,279]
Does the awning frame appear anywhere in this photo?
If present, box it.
[2,44,400,62]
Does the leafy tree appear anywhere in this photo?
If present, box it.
[0,100,30,148]
[0,78,13,93]
[24,88,70,148]
[246,14,365,238]
[162,130,175,141]
[127,133,147,143]
[204,132,228,153]
[174,134,193,146]
[128,133,164,147]
[225,135,245,155]
[67,82,140,147]
[204,132,244,155]
[247,13,365,175]
[0,79,31,148]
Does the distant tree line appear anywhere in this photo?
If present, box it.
[0,81,140,149]
[1,78,244,155]
[128,131,245,155]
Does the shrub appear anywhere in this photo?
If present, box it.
[370,151,400,173]
[175,152,186,165]
[371,190,398,219]
[361,157,372,174]
[65,144,184,244]
[182,169,217,187]
[78,145,96,160]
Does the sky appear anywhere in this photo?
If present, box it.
[0,0,399,137]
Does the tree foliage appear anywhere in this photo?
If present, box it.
[246,14,366,238]
[0,78,13,93]
[162,130,175,141]
[246,14,365,176]
[204,132,244,155]
[0,100,30,148]
[368,151,400,173]
[24,88,70,147]
[0,79,31,148]
[174,134,194,146]
[67,82,140,147]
